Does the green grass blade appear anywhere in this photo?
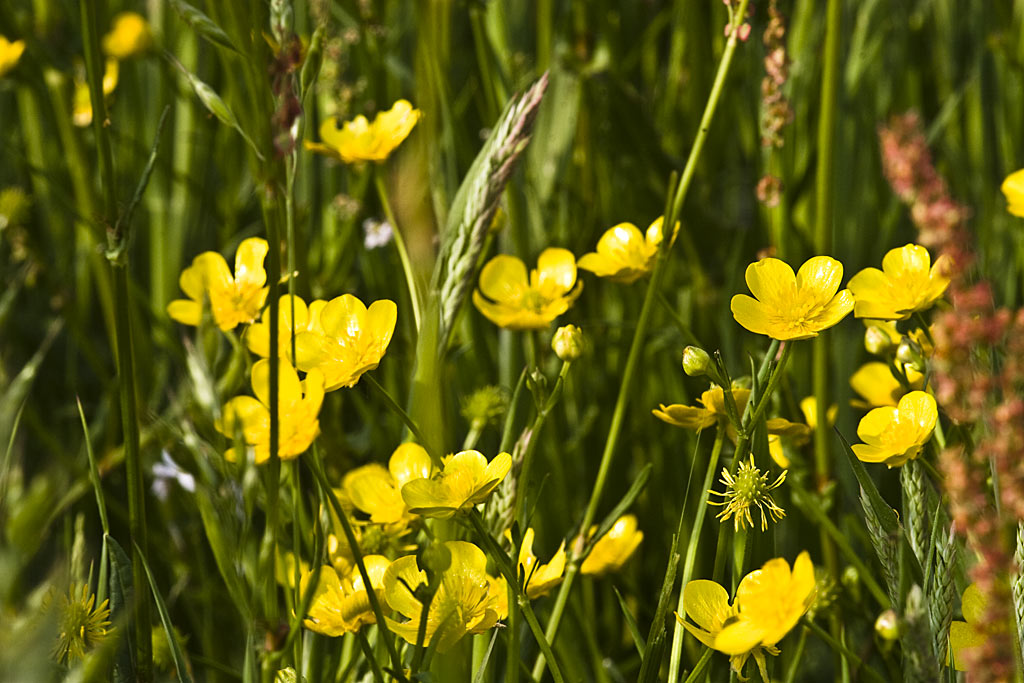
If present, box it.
[134,541,195,683]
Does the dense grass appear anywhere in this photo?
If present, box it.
[1,1,1023,681]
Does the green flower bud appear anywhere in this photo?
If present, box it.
[552,324,584,362]
[896,337,926,373]
[682,346,712,377]
[864,325,893,356]
[874,609,903,640]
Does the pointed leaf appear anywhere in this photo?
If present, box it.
[135,542,194,683]
[169,0,240,54]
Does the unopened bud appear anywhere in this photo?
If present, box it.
[682,346,712,377]
[552,324,584,362]
[896,337,926,373]
[874,609,904,640]
[864,325,893,356]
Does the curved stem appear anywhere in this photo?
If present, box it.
[374,168,423,333]
[365,374,438,461]
[532,2,750,678]
[668,426,726,681]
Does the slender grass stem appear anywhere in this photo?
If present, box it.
[374,168,423,333]
[803,619,888,683]
[305,448,407,681]
[668,426,726,681]
[81,1,152,677]
[468,510,565,683]
[813,0,843,642]
[365,374,437,460]
[532,3,750,678]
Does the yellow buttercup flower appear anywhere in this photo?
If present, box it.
[72,58,119,127]
[293,294,397,391]
[509,528,566,599]
[302,557,389,636]
[709,455,787,532]
[167,237,269,331]
[400,450,511,519]
[1002,169,1024,217]
[731,256,854,341]
[306,100,420,163]
[947,583,1008,671]
[852,390,937,467]
[850,361,924,409]
[216,359,324,464]
[245,294,328,362]
[0,35,25,77]
[848,244,951,320]
[577,217,673,284]
[102,12,153,59]
[472,248,583,330]
[383,541,501,653]
[342,443,433,527]
[677,552,815,681]
[580,514,643,576]
[653,385,751,432]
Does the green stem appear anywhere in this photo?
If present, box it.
[533,3,750,678]
[468,511,565,683]
[782,626,808,683]
[813,0,843,642]
[365,374,437,460]
[512,361,571,529]
[81,1,151,678]
[803,619,888,683]
[306,449,407,681]
[375,168,423,333]
[681,648,714,683]
[790,482,889,607]
[668,426,726,682]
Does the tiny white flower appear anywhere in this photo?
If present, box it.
[363,218,393,249]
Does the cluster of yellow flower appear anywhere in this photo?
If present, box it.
[677,552,816,680]
[293,446,641,650]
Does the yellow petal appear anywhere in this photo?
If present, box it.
[881,243,930,280]
[167,299,201,326]
[319,294,368,338]
[389,443,433,487]
[182,252,231,300]
[478,255,529,304]
[745,258,796,308]
[596,223,645,259]
[809,289,854,329]
[961,583,986,625]
[1002,169,1024,217]
[850,362,903,407]
[768,435,790,468]
[251,358,303,407]
[294,331,328,372]
[534,247,578,297]
[730,294,773,337]
[949,620,987,671]
[856,406,899,444]
[383,555,427,619]
[796,256,844,305]
[652,404,716,430]
[715,618,768,656]
[303,368,326,414]
[365,299,398,349]
[682,580,732,633]
[234,237,269,288]
[897,390,937,437]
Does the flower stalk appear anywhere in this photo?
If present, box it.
[533,1,750,677]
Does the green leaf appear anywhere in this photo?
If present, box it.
[613,586,646,657]
[78,398,109,535]
[168,0,240,54]
[587,463,652,551]
[835,427,899,534]
[195,489,251,618]
[134,542,195,683]
[105,534,137,683]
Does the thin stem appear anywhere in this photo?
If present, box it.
[374,168,422,332]
[668,426,726,682]
[533,2,750,678]
[357,630,386,683]
[803,619,888,683]
[306,449,407,682]
[681,648,714,683]
[813,0,843,642]
[81,1,150,678]
[365,374,438,460]
[468,510,565,683]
